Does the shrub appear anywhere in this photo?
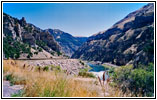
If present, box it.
[36,40,47,48]
[50,52,55,56]
[56,66,61,71]
[32,47,36,50]
[112,65,133,85]
[3,36,32,59]
[11,90,24,97]
[79,60,85,65]
[108,67,115,76]
[143,43,154,55]
[5,74,26,86]
[129,68,154,96]
[43,66,49,72]
[50,65,61,72]
[27,52,33,59]
[37,47,43,52]
[35,66,42,72]
[78,68,95,78]
[112,63,154,97]
[5,74,14,85]
[34,52,38,55]
[78,72,95,78]
[57,51,62,56]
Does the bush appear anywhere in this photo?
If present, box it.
[3,36,32,59]
[56,66,61,71]
[5,74,14,85]
[32,47,36,50]
[37,47,43,52]
[113,65,133,84]
[108,67,115,76]
[143,43,154,55]
[79,68,88,73]
[36,40,47,48]
[35,66,42,72]
[43,66,49,72]
[11,90,24,97]
[79,60,85,65]
[112,63,154,97]
[57,51,62,56]
[34,52,38,55]
[129,68,154,96]
[50,65,61,72]
[78,72,95,78]
[5,74,26,86]
[78,68,95,78]
[27,52,33,59]
[50,52,55,56]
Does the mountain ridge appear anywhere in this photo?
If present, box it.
[45,29,88,57]
[72,3,154,66]
[3,13,61,59]
[3,12,88,58]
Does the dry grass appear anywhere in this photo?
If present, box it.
[3,59,99,97]
[3,59,127,97]
[97,71,126,97]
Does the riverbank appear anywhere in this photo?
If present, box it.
[103,63,120,69]
[84,60,120,68]
[4,59,87,75]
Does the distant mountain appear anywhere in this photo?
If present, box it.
[45,29,88,57]
[72,3,154,66]
[3,13,61,59]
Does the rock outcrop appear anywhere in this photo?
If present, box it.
[3,13,61,59]
[72,3,154,66]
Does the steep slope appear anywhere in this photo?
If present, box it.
[72,3,154,66]
[45,29,88,57]
[3,13,61,59]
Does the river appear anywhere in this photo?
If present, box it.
[87,63,109,80]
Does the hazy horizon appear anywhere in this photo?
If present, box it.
[3,3,147,37]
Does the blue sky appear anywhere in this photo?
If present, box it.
[3,3,147,37]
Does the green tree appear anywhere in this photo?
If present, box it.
[57,51,62,56]
[3,36,33,59]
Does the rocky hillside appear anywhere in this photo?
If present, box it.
[3,13,61,59]
[72,3,154,66]
[45,29,87,57]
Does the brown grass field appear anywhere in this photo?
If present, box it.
[3,59,124,97]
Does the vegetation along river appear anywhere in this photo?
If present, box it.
[87,63,109,80]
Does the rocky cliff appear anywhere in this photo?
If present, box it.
[45,29,87,57]
[3,13,61,59]
[72,3,154,66]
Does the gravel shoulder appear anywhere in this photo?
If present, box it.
[3,81,24,97]
[14,59,86,75]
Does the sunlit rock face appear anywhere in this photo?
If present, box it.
[72,3,154,66]
[3,13,61,53]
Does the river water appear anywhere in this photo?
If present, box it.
[87,63,109,80]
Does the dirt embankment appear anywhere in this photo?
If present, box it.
[8,59,86,75]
